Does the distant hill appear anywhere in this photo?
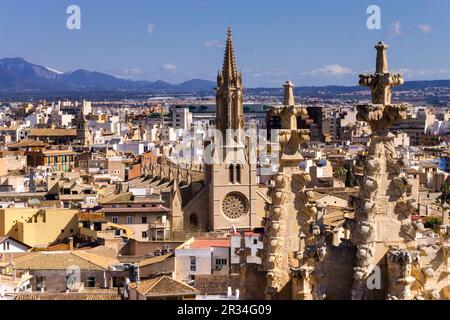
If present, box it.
[244,80,450,98]
[0,57,448,100]
[0,58,216,93]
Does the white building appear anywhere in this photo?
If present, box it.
[172,107,193,130]
[230,232,263,266]
[0,237,30,253]
[174,238,230,286]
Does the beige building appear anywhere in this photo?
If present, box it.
[0,208,79,248]
[0,155,27,176]
[97,192,171,241]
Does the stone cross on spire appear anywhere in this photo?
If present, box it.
[222,27,238,85]
[359,41,404,105]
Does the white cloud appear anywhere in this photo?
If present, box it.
[163,64,177,72]
[388,21,403,39]
[304,64,353,77]
[417,24,432,33]
[391,68,412,76]
[147,23,156,34]
[390,68,450,80]
[204,40,224,48]
[249,70,290,78]
[123,68,143,76]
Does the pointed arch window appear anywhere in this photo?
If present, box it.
[235,164,242,184]
[189,213,198,230]
[228,164,235,184]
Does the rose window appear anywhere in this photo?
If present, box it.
[222,192,248,219]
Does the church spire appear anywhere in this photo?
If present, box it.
[216,27,244,143]
[222,27,238,84]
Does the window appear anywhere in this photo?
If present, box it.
[190,256,197,272]
[156,230,165,241]
[189,213,198,230]
[215,258,227,266]
[127,216,133,224]
[141,217,147,224]
[235,164,241,184]
[85,277,96,288]
[61,229,65,233]
[228,164,234,183]
[36,277,46,292]
[112,217,118,224]
[253,239,258,245]
[142,231,148,239]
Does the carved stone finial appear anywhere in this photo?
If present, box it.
[359,41,404,105]
[375,41,389,73]
[283,81,295,106]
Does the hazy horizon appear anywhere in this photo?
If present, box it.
[1,0,449,87]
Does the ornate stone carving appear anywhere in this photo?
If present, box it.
[359,42,404,106]
[264,82,313,300]
[386,249,420,300]
[350,42,420,300]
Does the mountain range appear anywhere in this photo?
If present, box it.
[0,58,216,93]
[0,58,449,99]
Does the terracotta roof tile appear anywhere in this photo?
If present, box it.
[131,276,199,297]
[27,129,77,137]
[12,251,119,271]
[15,292,121,300]
[188,239,230,248]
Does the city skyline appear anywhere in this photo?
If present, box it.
[0,0,449,87]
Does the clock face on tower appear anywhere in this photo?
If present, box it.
[222,192,249,219]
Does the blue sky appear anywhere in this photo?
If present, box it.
[0,0,449,87]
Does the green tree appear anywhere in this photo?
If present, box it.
[424,217,442,229]
[436,182,450,207]
[345,164,355,188]
[333,167,347,178]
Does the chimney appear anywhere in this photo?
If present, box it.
[68,237,74,251]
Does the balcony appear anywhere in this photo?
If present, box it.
[149,221,170,229]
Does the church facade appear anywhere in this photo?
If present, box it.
[204,28,259,231]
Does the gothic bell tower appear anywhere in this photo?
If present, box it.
[206,27,259,231]
[215,27,244,142]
